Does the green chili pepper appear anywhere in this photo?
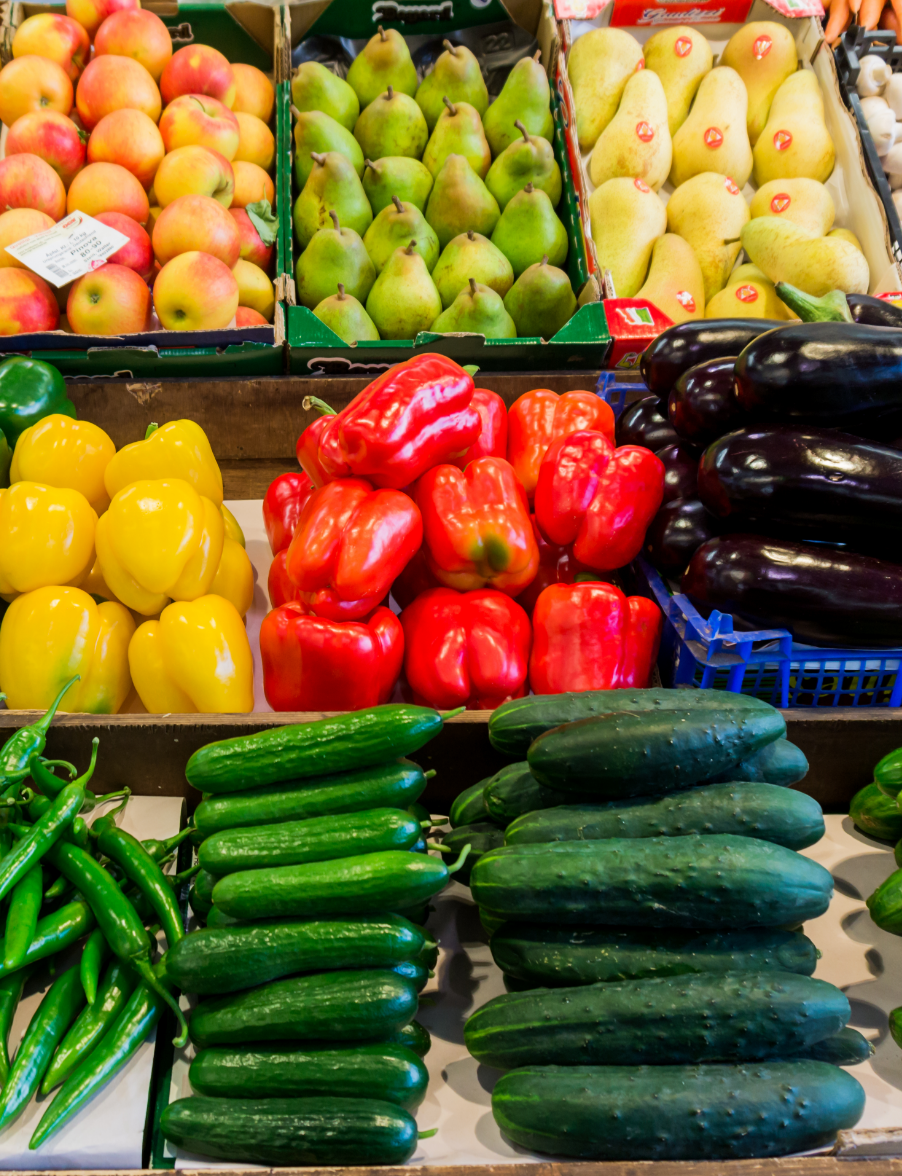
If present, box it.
[0,962,84,1133]
[26,796,89,850]
[41,959,137,1094]
[0,899,93,981]
[39,840,188,1046]
[79,928,108,1008]
[43,874,73,903]
[140,827,194,861]
[92,819,184,951]
[0,968,32,1085]
[29,739,99,806]
[0,678,79,798]
[4,864,42,972]
[0,783,84,903]
[30,964,167,1149]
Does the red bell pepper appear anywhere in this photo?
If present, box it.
[507,388,615,500]
[391,546,442,611]
[263,471,316,555]
[416,457,539,595]
[296,354,481,489]
[260,602,403,711]
[401,587,531,710]
[453,388,507,469]
[535,431,664,571]
[268,549,301,608]
[515,515,593,617]
[285,477,422,620]
[529,582,663,694]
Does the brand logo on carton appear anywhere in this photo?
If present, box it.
[636,121,655,141]
[774,129,792,150]
[617,305,655,326]
[372,0,453,22]
[704,126,723,148]
[675,290,696,311]
[771,192,791,212]
[634,178,651,192]
[753,34,772,57]
[735,284,759,302]
[724,177,740,195]
[674,35,693,55]
[631,6,728,23]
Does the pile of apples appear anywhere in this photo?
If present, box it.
[0,0,278,336]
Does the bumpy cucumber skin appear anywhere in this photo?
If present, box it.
[161,1095,418,1166]
[189,1043,428,1108]
[165,916,425,995]
[489,926,818,987]
[708,738,808,786]
[483,763,577,824]
[867,866,902,932]
[441,823,505,885]
[386,1020,431,1057]
[193,761,427,838]
[199,808,421,876]
[189,970,418,1047]
[850,783,902,841]
[527,708,786,798]
[465,971,849,1068]
[186,705,443,794]
[504,783,825,851]
[789,1026,873,1066]
[450,782,492,828]
[470,837,833,929]
[492,1062,865,1160]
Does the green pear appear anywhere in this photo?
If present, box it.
[491,183,567,277]
[314,283,380,344]
[293,108,364,188]
[485,119,562,210]
[366,242,442,339]
[432,230,514,308]
[295,210,376,310]
[422,98,491,179]
[293,152,373,250]
[503,255,576,339]
[363,195,440,272]
[362,156,433,214]
[291,61,359,131]
[424,154,500,251]
[346,26,418,108]
[416,40,489,131]
[483,51,554,157]
[353,86,428,161]
[432,278,517,338]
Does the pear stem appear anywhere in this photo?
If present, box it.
[467,230,475,240]
[310,152,326,167]
[337,283,346,300]
[443,95,457,117]
[364,158,376,173]
[533,49,542,62]
[392,195,404,213]
[290,104,303,120]
[378,25,387,39]
[525,182,535,193]
[386,85,394,100]
[443,39,457,55]
[405,241,417,255]
[541,253,549,265]
[469,277,477,295]
[329,209,340,232]
[515,119,530,144]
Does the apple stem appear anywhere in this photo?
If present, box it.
[443,95,457,117]
[329,210,340,232]
[515,120,529,143]
[337,283,346,300]
[469,278,477,295]
[392,195,404,213]
[443,39,457,55]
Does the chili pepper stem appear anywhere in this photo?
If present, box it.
[32,677,80,737]
[38,760,78,779]
[419,1128,439,1139]
[424,770,437,779]
[131,958,187,1047]
[447,844,472,875]
[163,827,194,853]
[170,863,201,887]
[442,707,466,720]
[301,395,338,417]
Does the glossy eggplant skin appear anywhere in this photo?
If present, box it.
[668,358,745,447]
[682,534,902,648]
[848,294,902,329]
[639,320,785,399]
[644,498,719,574]
[657,443,698,504]
[734,323,902,440]
[697,426,902,555]
[616,396,679,451]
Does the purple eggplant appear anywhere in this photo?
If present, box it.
[639,320,785,399]
[644,498,719,574]
[848,294,902,329]
[682,533,902,648]
[657,443,698,503]
[668,357,746,447]
[616,395,679,451]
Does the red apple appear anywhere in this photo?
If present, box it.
[66,0,139,42]
[231,64,273,121]
[153,250,239,330]
[67,262,150,334]
[5,111,85,188]
[0,269,60,334]
[93,9,172,80]
[236,306,267,326]
[67,162,149,224]
[0,154,66,221]
[0,56,73,127]
[94,211,153,281]
[12,14,89,81]
[0,209,55,268]
[75,54,161,130]
[152,193,241,267]
[159,93,239,159]
[154,145,234,207]
[229,207,272,270]
[160,44,236,108]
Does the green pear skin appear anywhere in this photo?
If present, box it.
[432,230,514,308]
[291,62,360,132]
[425,154,500,250]
[293,109,365,188]
[432,278,517,338]
[503,257,576,339]
[416,40,489,132]
[366,242,442,339]
[295,210,376,309]
[346,27,417,108]
[486,120,562,210]
[314,284,380,344]
[423,98,492,179]
[363,196,440,272]
[293,151,373,250]
[362,157,433,215]
[353,86,428,161]
[484,51,554,156]
[491,184,568,277]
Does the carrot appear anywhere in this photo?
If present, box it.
[824,0,851,41]
[889,0,902,40]
[859,0,884,29]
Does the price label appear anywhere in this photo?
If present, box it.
[4,211,131,287]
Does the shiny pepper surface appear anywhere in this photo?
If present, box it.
[263,471,315,555]
[453,389,508,469]
[10,416,115,515]
[0,482,96,598]
[104,420,223,505]
[507,388,615,500]
[0,358,75,448]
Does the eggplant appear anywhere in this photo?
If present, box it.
[616,395,679,451]
[697,426,902,556]
[644,498,719,574]
[638,320,785,399]
[682,534,902,648]
[848,293,902,329]
[668,357,746,447]
[657,443,698,503]
[734,322,902,441]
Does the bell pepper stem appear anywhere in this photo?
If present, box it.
[447,844,472,874]
[424,770,437,779]
[301,396,338,417]
[419,1128,439,1139]
[131,957,188,1048]
[144,423,159,439]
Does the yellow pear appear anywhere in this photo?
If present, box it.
[753,70,835,186]
[705,276,794,319]
[670,67,753,189]
[567,29,644,151]
[729,262,768,283]
[635,233,705,323]
[589,70,672,191]
[721,22,798,145]
[588,176,666,297]
[741,216,869,295]
[644,26,713,135]
[666,171,750,302]
[829,227,863,250]
[749,178,834,236]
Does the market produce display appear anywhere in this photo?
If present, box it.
[849,54,902,219]
[0,7,277,335]
[291,35,578,342]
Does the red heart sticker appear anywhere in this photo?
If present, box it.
[771,193,791,213]
[634,178,651,192]
[735,285,759,303]
[636,121,655,142]
[754,35,772,58]
[674,36,692,56]
[724,177,740,195]
[774,130,792,151]
[704,127,724,149]
[675,291,696,311]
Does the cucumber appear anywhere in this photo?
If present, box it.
[896,840,902,869]
[450,781,492,828]
[708,738,808,786]
[194,869,218,903]
[480,909,506,938]
[199,808,421,876]
[416,931,438,970]
[189,970,418,1048]
[490,925,819,987]
[527,707,786,798]
[470,837,833,929]
[504,783,824,851]
[161,1095,417,1166]
[394,902,431,926]
[390,961,429,992]
[441,823,505,885]
[789,1026,873,1066]
[189,1043,428,1108]
[492,1062,865,1159]
[386,1020,431,1057]
[204,907,243,928]
[489,688,773,757]
[212,850,451,921]
[411,837,427,853]
[850,783,902,841]
[866,866,902,932]
[193,760,428,838]
[876,747,902,797]
[189,883,213,919]
[483,763,578,824]
[465,971,848,1068]
[164,916,425,995]
[186,706,445,794]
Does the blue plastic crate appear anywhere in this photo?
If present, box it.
[634,558,902,709]
[596,371,649,419]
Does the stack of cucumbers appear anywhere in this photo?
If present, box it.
[453,689,869,1161]
[159,704,462,1168]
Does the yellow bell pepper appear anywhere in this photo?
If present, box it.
[221,503,246,547]
[0,586,134,713]
[10,416,115,514]
[0,482,96,599]
[104,420,223,504]
[95,478,224,616]
[128,594,254,713]
[210,537,255,617]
